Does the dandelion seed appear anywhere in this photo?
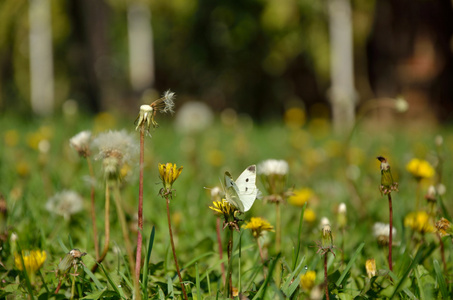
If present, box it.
[46,190,84,220]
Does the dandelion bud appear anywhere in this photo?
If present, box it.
[158,163,183,195]
[365,259,376,278]
[337,203,347,229]
[321,223,333,249]
[425,185,436,203]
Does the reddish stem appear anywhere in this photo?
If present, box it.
[324,253,329,300]
[135,126,145,281]
[388,193,393,272]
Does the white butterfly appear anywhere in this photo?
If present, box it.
[224,165,258,212]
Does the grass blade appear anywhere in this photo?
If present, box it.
[391,245,426,298]
[433,259,448,299]
[82,264,104,290]
[293,202,307,270]
[252,253,281,300]
[99,263,125,299]
[195,262,201,300]
[142,226,156,298]
[335,242,364,286]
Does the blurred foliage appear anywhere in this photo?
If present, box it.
[0,0,378,119]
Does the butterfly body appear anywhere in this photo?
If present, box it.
[224,165,258,212]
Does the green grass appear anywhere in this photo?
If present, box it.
[0,112,452,299]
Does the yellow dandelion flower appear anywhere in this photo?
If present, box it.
[288,188,314,207]
[15,250,47,274]
[404,211,434,233]
[303,208,316,223]
[365,259,376,278]
[300,270,316,291]
[406,158,435,180]
[209,199,236,217]
[243,217,274,238]
[158,163,183,192]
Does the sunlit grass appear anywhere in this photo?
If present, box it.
[1,112,452,298]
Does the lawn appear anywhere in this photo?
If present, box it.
[1,107,452,299]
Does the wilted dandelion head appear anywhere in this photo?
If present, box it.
[406,158,435,180]
[174,101,214,134]
[404,211,434,234]
[436,218,452,237]
[69,130,92,157]
[46,190,84,220]
[373,222,396,246]
[92,130,138,180]
[365,259,376,278]
[15,250,46,274]
[243,217,274,239]
[258,159,289,176]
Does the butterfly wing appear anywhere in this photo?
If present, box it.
[224,171,244,212]
[234,165,258,212]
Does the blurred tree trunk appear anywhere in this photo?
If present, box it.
[328,0,356,134]
[127,2,154,93]
[367,0,453,122]
[68,0,116,112]
[29,0,54,116]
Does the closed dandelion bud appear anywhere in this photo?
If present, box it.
[321,224,333,248]
[377,156,398,195]
[337,203,347,229]
[365,259,376,278]
[425,185,436,203]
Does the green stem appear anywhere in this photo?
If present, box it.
[135,124,145,281]
[112,182,135,280]
[92,182,110,273]
[166,196,188,300]
[276,202,281,253]
[86,157,99,261]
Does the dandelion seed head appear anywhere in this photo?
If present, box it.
[373,222,396,245]
[174,101,214,134]
[46,190,84,220]
[92,130,138,171]
[70,131,92,157]
[258,159,289,176]
[338,203,347,214]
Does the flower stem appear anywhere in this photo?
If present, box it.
[257,238,267,279]
[112,182,135,280]
[437,233,447,272]
[225,227,234,298]
[92,182,111,273]
[216,217,226,284]
[387,193,393,272]
[135,124,145,281]
[166,196,188,300]
[276,202,281,253]
[86,157,99,260]
[324,253,329,300]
